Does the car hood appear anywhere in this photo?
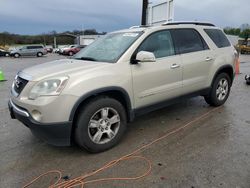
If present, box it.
[19,59,110,81]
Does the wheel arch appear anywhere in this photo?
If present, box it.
[211,65,234,87]
[69,87,134,124]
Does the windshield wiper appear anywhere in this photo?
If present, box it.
[75,57,97,61]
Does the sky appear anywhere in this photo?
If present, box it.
[0,0,249,35]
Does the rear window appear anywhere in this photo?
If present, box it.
[170,29,209,54]
[204,29,231,48]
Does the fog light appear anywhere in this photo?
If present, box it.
[31,110,42,122]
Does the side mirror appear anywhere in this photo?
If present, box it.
[135,51,156,63]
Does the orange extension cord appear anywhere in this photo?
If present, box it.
[22,107,222,188]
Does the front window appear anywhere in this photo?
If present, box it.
[74,32,142,63]
[137,30,175,58]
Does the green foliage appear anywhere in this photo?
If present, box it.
[239,29,250,40]
[224,28,241,36]
[224,26,250,41]
[0,29,105,46]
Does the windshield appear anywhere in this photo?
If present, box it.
[74,32,142,63]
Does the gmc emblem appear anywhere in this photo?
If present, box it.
[15,78,21,88]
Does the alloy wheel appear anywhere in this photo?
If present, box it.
[88,107,120,144]
[216,78,229,101]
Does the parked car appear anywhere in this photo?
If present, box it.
[59,45,78,55]
[10,45,47,58]
[45,47,53,53]
[9,22,237,153]
[0,49,10,57]
[62,45,86,56]
[54,48,60,53]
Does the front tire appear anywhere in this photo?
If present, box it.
[246,75,250,85]
[204,73,231,106]
[74,97,127,153]
[14,53,20,58]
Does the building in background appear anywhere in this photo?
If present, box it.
[75,35,103,46]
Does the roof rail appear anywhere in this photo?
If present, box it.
[162,21,215,27]
[129,25,150,29]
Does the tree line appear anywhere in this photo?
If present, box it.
[0,29,106,47]
[224,24,250,40]
[1,26,250,47]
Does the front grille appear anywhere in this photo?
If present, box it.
[13,76,29,95]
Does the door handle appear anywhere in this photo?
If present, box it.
[205,57,213,61]
[171,63,180,69]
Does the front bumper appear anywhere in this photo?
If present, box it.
[8,99,72,146]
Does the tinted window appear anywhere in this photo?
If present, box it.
[171,29,208,54]
[204,29,231,48]
[137,30,175,58]
[35,46,43,49]
[27,46,43,49]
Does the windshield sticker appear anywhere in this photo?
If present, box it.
[123,33,139,37]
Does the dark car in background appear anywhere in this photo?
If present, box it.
[0,49,10,57]
[62,45,86,56]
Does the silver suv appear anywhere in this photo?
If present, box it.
[9,22,237,152]
[10,45,47,58]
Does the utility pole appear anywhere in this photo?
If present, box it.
[54,36,57,48]
[141,0,148,26]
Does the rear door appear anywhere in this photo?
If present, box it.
[170,28,214,94]
[32,46,42,55]
[26,46,36,56]
[131,30,183,109]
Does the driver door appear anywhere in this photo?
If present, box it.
[131,30,182,109]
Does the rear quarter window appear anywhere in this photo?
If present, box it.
[204,29,231,48]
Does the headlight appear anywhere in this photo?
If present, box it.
[29,77,69,100]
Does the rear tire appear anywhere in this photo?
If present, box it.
[74,97,127,153]
[69,51,74,56]
[204,73,231,106]
[37,52,43,57]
